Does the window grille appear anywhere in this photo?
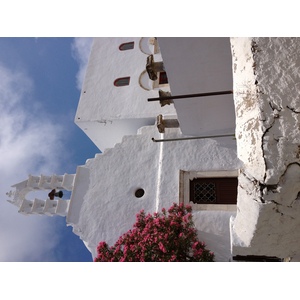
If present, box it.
[190,177,237,205]
[193,182,217,203]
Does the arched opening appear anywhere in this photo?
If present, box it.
[114,77,130,87]
[119,42,134,51]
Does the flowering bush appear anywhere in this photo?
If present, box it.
[94,203,214,262]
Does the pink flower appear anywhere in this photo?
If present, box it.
[95,203,214,262]
[192,241,200,249]
[158,242,167,253]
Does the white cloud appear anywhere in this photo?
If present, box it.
[0,62,67,261]
[71,37,93,90]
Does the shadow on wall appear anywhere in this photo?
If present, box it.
[197,230,232,262]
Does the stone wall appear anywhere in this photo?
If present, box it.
[230,37,300,260]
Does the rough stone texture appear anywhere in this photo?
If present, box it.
[230,37,300,260]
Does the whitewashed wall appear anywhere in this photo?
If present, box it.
[157,37,235,137]
[69,125,242,261]
[75,38,176,151]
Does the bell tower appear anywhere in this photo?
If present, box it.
[6,173,75,217]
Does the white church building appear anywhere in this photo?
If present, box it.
[7,37,300,262]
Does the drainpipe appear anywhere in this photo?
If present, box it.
[148,90,233,102]
[152,133,235,143]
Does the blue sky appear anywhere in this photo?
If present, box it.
[0,37,99,261]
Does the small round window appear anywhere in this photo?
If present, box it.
[135,189,145,198]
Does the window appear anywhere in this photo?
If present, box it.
[159,71,168,85]
[119,42,134,51]
[152,71,169,89]
[190,177,237,205]
[114,77,130,87]
[135,189,145,198]
[179,170,238,211]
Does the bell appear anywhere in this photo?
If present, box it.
[54,191,63,198]
[48,189,63,200]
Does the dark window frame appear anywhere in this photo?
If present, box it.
[158,71,168,85]
[114,77,130,87]
[190,177,237,205]
[119,42,135,51]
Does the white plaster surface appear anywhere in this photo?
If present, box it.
[75,38,176,151]
[69,38,243,261]
[68,125,241,261]
[230,37,300,260]
[157,37,236,137]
